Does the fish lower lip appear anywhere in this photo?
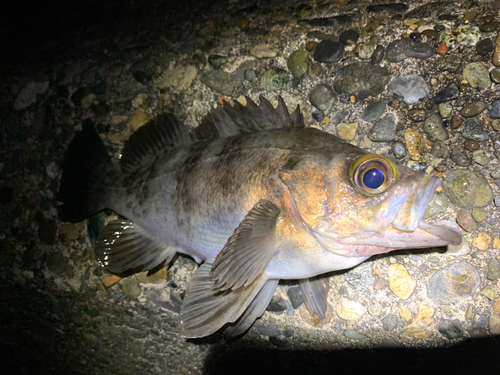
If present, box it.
[418,220,462,246]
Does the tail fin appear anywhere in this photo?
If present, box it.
[59,123,116,222]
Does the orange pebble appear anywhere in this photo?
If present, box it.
[104,274,122,287]
[217,96,229,105]
[436,43,448,56]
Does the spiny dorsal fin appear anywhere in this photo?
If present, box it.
[120,113,195,174]
[194,96,304,141]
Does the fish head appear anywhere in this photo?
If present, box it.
[297,148,462,257]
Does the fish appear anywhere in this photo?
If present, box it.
[58,96,462,339]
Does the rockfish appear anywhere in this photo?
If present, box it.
[59,96,462,338]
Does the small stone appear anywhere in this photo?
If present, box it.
[490,100,500,119]
[460,101,486,118]
[387,264,416,300]
[287,50,309,78]
[370,45,385,64]
[490,298,500,334]
[382,315,399,332]
[336,298,367,321]
[405,128,424,161]
[464,140,480,152]
[388,75,429,104]
[208,55,228,70]
[309,84,335,111]
[333,62,390,101]
[491,119,500,131]
[450,115,464,129]
[430,141,449,159]
[435,43,448,56]
[287,286,304,309]
[160,65,198,91]
[131,93,148,109]
[368,114,397,142]
[358,43,375,59]
[492,167,500,179]
[439,319,463,340]
[490,68,500,84]
[391,142,407,159]
[427,262,481,305]
[480,286,498,300]
[344,330,368,340]
[362,100,386,122]
[404,304,435,340]
[472,232,492,250]
[438,103,452,118]
[337,122,358,141]
[408,109,426,122]
[443,170,493,209]
[494,238,500,249]
[456,209,479,232]
[471,208,486,223]
[493,30,500,66]
[423,113,447,141]
[472,150,490,166]
[129,111,150,130]
[463,119,489,142]
[480,20,499,33]
[439,26,480,50]
[477,39,494,56]
[250,44,279,58]
[434,83,459,103]
[463,62,491,89]
[47,253,68,275]
[386,39,434,62]
[313,40,344,62]
[487,259,500,281]
[368,303,382,316]
[339,29,359,45]
[261,68,289,91]
[424,193,449,219]
[306,40,317,52]
[398,306,412,322]
[121,277,141,300]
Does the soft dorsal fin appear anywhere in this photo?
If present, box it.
[194,96,304,141]
[120,113,195,173]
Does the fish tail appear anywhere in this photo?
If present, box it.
[59,123,117,222]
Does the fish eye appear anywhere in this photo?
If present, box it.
[349,154,397,196]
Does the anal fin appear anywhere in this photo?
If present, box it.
[94,220,175,274]
[299,275,330,319]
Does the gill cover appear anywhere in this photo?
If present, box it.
[349,154,397,196]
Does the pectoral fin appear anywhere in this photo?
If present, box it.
[210,200,280,291]
[299,275,330,319]
[179,259,268,338]
[94,220,175,274]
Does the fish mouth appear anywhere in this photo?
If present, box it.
[392,176,462,246]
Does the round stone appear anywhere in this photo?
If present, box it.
[487,259,500,281]
[480,20,499,32]
[422,29,439,40]
[451,115,464,129]
[450,149,471,167]
[339,29,359,45]
[463,62,491,89]
[464,140,480,152]
[391,141,407,159]
[438,103,453,118]
[309,84,335,111]
[431,141,449,158]
[471,207,486,223]
[434,83,459,103]
[423,113,448,141]
[368,114,397,142]
[387,75,429,104]
[261,68,289,91]
[490,99,500,118]
[490,69,500,84]
[462,119,489,142]
[287,50,309,78]
[386,38,434,62]
[408,109,425,122]
[456,209,478,232]
[443,169,493,209]
[362,100,386,122]
[370,45,385,64]
[333,62,390,101]
[439,319,463,340]
[358,43,375,59]
[476,38,494,56]
[313,40,344,63]
[460,101,486,117]
[472,150,490,166]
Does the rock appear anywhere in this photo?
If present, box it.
[261,68,289,91]
[491,69,500,84]
[464,140,480,152]
[287,50,309,78]
[159,65,197,91]
[339,30,359,45]
[337,122,358,141]
[313,40,344,62]
[462,119,489,142]
[460,101,486,118]
[423,113,447,141]
[434,83,459,104]
[487,259,500,281]
[267,296,288,313]
[344,330,368,340]
[336,298,367,321]
[201,60,256,95]
[490,100,500,118]
[121,277,142,300]
[490,298,500,335]
[480,286,498,300]
[358,43,375,59]
[481,20,499,32]
[430,141,449,159]
[368,114,397,142]
[450,149,471,167]
[334,62,390,101]
[456,209,478,232]
[443,170,493,209]
[391,141,407,159]
[472,232,492,250]
[309,84,335,110]
[286,286,304,309]
[439,26,480,50]
[131,93,148,109]
[370,45,385,64]
[436,55,462,73]
[463,62,491,89]
[14,80,49,110]
[208,55,228,70]
[47,253,68,275]
[427,262,481,305]
[404,304,435,340]
[362,100,386,122]
[438,103,452,118]
[388,264,416,300]
[129,111,150,130]
[477,39,494,56]
[386,39,434,62]
[382,315,399,332]
[250,44,279,58]
[343,261,375,292]
[494,31,500,66]
[423,193,449,219]
[438,319,463,340]
[405,128,424,161]
[387,75,429,104]
[451,115,464,129]
[472,150,490,166]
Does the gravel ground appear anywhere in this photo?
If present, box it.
[1,0,500,374]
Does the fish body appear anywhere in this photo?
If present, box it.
[59,97,461,338]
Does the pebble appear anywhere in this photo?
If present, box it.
[472,232,492,250]
[443,170,493,209]
[362,100,386,122]
[386,38,434,62]
[121,277,142,300]
[460,101,486,118]
[344,330,368,340]
[387,75,429,104]
[261,68,289,91]
[309,84,335,110]
[129,111,150,130]
[491,69,500,84]
[336,298,367,321]
[463,62,491,89]
[287,286,304,309]
[339,30,359,45]
[456,209,479,232]
[387,264,416,300]
[427,262,481,305]
[492,167,500,179]
[476,39,494,56]
[160,65,198,91]
[480,286,498,300]
[47,253,68,275]
[368,303,382,316]
[450,115,463,129]
[391,141,407,159]
[494,31,500,66]
[287,50,309,78]
[404,304,434,340]
[438,319,463,340]
[480,20,499,33]
[439,26,480,50]
[368,114,397,142]
[358,43,375,59]
[405,128,424,160]
[487,259,500,281]
[438,103,452,118]
[423,113,447,141]
[337,122,358,141]
[471,207,486,223]
[495,237,500,248]
[462,119,489,142]
[382,315,399,332]
[313,40,344,63]
[343,261,376,292]
[436,55,462,73]
[200,60,254,95]
[430,141,449,159]
[490,100,500,118]
[423,193,449,219]
[472,150,490,166]
[250,44,279,58]
[464,140,480,152]
[434,83,459,103]
[370,45,385,64]
[496,196,500,207]
[333,62,390,101]
[207,55,228,70]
